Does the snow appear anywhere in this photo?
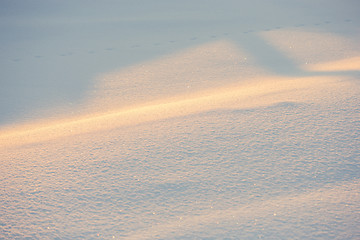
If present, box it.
[1,1,360,239]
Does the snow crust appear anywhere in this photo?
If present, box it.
[1,1,359,239]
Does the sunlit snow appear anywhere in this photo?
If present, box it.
[1,1,359,239]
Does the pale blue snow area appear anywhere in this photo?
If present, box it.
[1,0,359,124]
[1,0,360,239]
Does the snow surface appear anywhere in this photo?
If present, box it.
[1,1,360,239]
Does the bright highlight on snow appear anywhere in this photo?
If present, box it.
[1,1,359,239]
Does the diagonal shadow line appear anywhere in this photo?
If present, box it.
[234,33,360,78]
[233,33,307,76]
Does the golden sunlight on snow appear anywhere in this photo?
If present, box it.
[1,24,359,239]
[304,56,360,72]
[0,75,355,148]
[0,37,359,149]
[260,29,360,66]
[85,41,259,111]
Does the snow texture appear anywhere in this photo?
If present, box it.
[1,1,360,239]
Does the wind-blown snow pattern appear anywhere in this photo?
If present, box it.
[1,1,360,239]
